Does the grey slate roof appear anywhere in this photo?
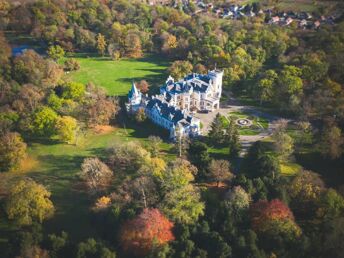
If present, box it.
[146,98,186,125]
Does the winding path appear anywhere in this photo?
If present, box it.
[194,93,286,156]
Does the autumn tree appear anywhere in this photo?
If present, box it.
[55,116,78,144]
[0,132,27,172]
[80,157,114,193]
[125,33,142,58]
[160,159,204,224]
[135,107,146,123]
[96,33,107,56]
[47,45,65,61]
[6,178,55,225]
[208,159,233,187]
[168,60,193,80]
[250,199,301,239]
[136,80,150,93]
[119,208,174,256]
[257,69,277,104]
[84,84,119,126]
[30,106,58,137]
[194,63,207,74]
[64,58,80,71]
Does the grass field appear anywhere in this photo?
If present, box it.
[63,54,170,96]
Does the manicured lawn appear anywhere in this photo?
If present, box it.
[63,54,170,96]
[227,111,269,136]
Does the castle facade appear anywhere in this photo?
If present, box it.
[127,70,223,139]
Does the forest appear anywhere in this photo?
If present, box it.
[0,0,344,257]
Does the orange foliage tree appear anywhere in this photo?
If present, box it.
[119,208,174,256]
[250,199,301,237]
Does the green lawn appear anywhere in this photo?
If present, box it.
[63,54,170,96]
[227,111,269,136]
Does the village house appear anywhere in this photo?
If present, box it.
[127,70,224,139]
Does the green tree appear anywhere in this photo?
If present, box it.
[47,45,65,61]
[208,113,225,145]
[320,125,343,159]
[6,179,55,225]
[77,238,116,258]
[257,69,277,104]
[188,141,210,177]
[160,159,204,224]
[30,107,59,137]
[61,81,86,100]
[55,116,78,144]
[0,132,27,172]
[96,33,107,56]
[226,117,241,158]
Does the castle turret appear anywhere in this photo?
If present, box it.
[128,81,142,106]
[208,70,224,97]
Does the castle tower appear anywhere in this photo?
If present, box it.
[208,70,224,97]
[128,81,142,106]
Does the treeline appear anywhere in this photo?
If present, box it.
[2,0,341,156]
[3,137,344,258]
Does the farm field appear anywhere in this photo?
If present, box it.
[63,54,170,96]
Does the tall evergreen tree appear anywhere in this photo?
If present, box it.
[226,117,241,158]
[208,113,226,145]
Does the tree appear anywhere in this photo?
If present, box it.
[188,141,210,177]
[226,117,241,158]
[77,238,116,258]
[318,188,344,220]
[147,136,162,158]
[272,131,294,160]
[319,124,343,159]
[135,107,146,123]
[136,80,150,93]
[194,63,207,74]
[125,33,142,58]
[289,170,325,216]
[47,45,65,61]
[55,116,78,144]
[208,159,233,187]
[30,107,59,137]
[257,69,277,104]
[61,81,85,100]
[208,113,225,145]
[225,186,251,211]
[250,199,301,238]
[80,158,114,193]
[64,58,80,71]
[168,61,193,80]
[0,132,27,172]
[48,231,69,258]
[119,208,174,256]
[96,33,107,56]
[160,159,204,224]
[6,178,54,225]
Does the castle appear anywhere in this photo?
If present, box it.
[127,70,224,139]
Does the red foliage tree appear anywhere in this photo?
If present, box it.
[250,199,295,231]
[119,208,174,256]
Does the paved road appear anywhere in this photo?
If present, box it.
[194,94,286,156]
